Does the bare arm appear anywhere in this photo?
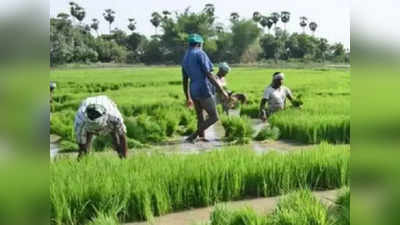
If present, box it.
[259,98,268,121]
[78,133,93,160]
[118,134,128,158]
[182,68,191,101]
[206,72,228,99]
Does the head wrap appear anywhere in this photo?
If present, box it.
[273,73,285,80]
[188,33,204,44]
[219,62,231,72]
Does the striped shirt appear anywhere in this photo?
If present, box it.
[74,96,126,144]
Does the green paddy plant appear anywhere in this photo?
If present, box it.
[86,213,120,225]
[334,187,350,225]
[50,67,349,146]
[50,144,349,225]
[254,126,280,141]
[269,190,333,225]
[221,116,254,144]
[125,115,166,143]
[206,189,347,225]
[210,205,265,225]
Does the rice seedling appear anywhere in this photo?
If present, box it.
[50,144,349,225]
[125,115,166,143]
[268,189,333,225]
[206,189,350,225]
[254,126,280,141]
[221,116,254,144]
[334,187,350,225]
[210,205,265,225]
[86,213,120,225]
[50,67,349,145]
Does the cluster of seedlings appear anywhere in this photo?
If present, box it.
[51,144,349,225]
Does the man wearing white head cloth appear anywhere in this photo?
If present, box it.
[259,72,296,121]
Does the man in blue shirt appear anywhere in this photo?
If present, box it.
[182,34,229,142]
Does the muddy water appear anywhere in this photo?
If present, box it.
[124,189,339,225]
[49,110,311,157]
[156,121,226,154]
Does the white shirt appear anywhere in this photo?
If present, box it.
[74,96,126,144]
[263,85,292,112]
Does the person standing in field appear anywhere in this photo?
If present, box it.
[259,72,297,121]
[50,82,56,104]
[215,62,247,115]
[182,33,229,143]
[74,95,128,159]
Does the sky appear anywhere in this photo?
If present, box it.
[50,0,350,48]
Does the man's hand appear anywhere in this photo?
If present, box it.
[186,99,194,108]
[222,91,230,102]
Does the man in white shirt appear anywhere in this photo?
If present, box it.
[74,95,128,159]
[259,72,296,121]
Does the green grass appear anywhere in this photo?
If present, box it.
[50,143,349,225]
[207,188,350,225]
[50,66,349,146]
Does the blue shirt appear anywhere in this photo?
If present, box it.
[182,47,214,99]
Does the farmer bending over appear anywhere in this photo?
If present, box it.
[215,62,247,115]
[259,72,296,121]
[74,95,128,159]
[182,33,229,142]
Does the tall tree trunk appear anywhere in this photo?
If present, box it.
[109,23,111,34]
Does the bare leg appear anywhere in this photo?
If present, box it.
[188,97,218,142]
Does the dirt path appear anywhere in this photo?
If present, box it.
[124,189,338,225]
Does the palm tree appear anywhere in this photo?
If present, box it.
[259,16,269,33]
[252,11,261,23]
[309,21,318,35]
[162,10,171,19]
[203,3,215,24]
[57,13,70,20]
[215,22,224,33]
[90,18,99,36]
[150,12,162,35]
[128,18,136,32]
[103,9,116,34]
[264,16,274,34]
[230,12,240,23]
[299,16,308,33]
[69,2,85,24]
[271,12,280,28]
[281,11,290,30]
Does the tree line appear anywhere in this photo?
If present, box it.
[50,2,349,66]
